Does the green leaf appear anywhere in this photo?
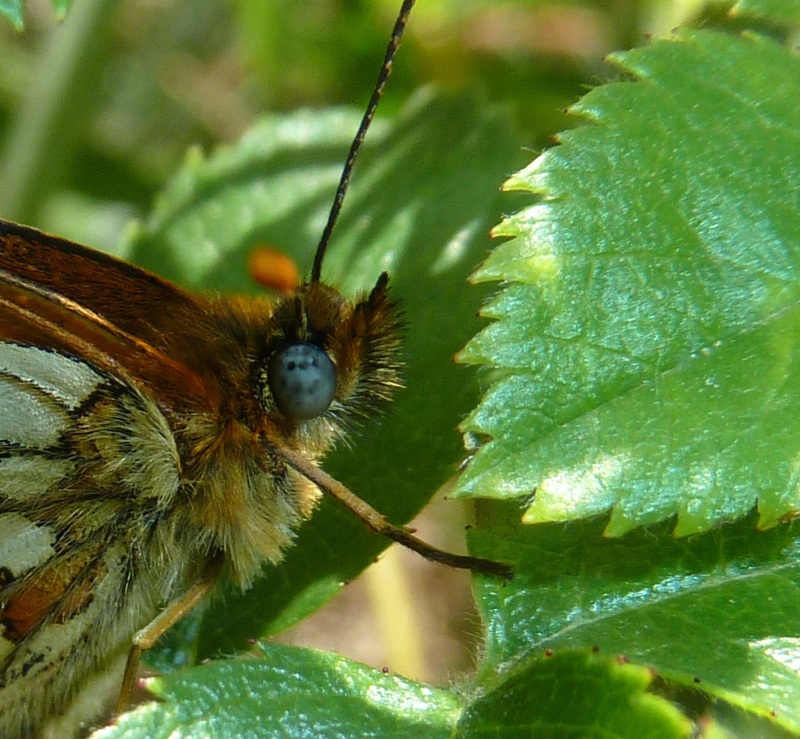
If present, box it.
[124,89,524,658]
[456,650,690,739]
[93,643,460,739]
[0,0,23,30]
[97,643,693,739]
[470,503,800,733]
[733,0,800,24]
[456,29,800,537]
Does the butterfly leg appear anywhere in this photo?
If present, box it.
[275,446,513,580]
[115,558,223,717]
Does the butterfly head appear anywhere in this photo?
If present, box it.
[257,273,402,439]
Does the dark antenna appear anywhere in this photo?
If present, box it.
[310,0,416,283]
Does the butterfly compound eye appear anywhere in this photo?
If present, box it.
[268,343,337,420]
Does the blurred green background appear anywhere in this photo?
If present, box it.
[0,0,728,248]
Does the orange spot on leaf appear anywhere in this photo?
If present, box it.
[248,246,300,296]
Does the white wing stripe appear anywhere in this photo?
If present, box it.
[0,512,55,580]
[0,456,73,500]
[0,376,71,447]
[0,342,103,410]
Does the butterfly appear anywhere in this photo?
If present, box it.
[0,0,508,735]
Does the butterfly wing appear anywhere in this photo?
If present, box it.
[0,337,202,736]
[0,223,214,734]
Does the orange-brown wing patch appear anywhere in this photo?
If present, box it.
[0,220,202,349]
[1,546,104,642]
[0,224,217,413]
